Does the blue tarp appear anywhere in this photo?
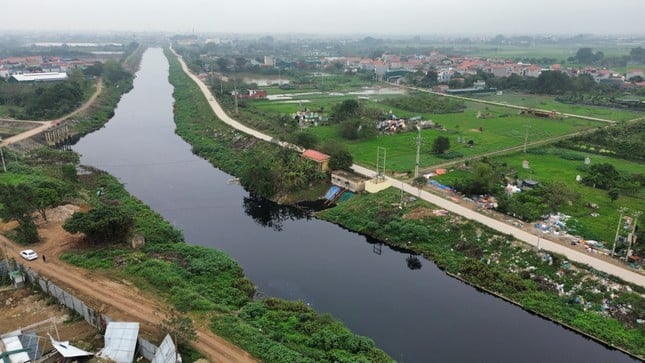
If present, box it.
[324,186,341,200]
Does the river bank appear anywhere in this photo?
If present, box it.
[164,46,645,360]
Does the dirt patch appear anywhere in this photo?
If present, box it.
[403,207,436,220]
[403,207,449,220]
[0,287,100,352]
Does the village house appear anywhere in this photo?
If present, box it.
[232,89,268,99]
[302,149,330,172]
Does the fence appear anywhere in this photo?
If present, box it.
[12,262,163,361]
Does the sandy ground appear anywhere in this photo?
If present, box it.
[1,206,257,362]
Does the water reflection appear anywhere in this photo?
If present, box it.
[406,254,423,270]
[242,193,311,231]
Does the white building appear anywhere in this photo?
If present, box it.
[10,72,68,82]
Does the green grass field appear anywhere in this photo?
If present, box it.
[470,92,644,121]
[435,147,643,243]
[306,108,603,172]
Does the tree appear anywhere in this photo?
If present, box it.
[455,162,500,195]
[537,181,579,212]
[608,188,620,202]
[0,184,39,244]
[63,204,134,244]
[431,136,450,154]
[321,141,353,171]
[216,57,230,72]
[536,71,572,94]
[581,163,621,190]
[0,183,40,244]
[238,153,278,199]
[294,132,319,149]
[102,60,129,85]
[332,99,361,122]
[32,180,66,222]
[83,62,103,77]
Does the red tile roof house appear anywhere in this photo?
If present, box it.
[302,149,330,172]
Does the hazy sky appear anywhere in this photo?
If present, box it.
[2,0,644,35]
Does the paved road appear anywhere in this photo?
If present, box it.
[173,50,645,287]
[1,78,103,147]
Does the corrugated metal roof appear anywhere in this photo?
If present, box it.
[152,334,178,363]
[50,335,93,358]
[0,331,31,363]
[98,322,139,363]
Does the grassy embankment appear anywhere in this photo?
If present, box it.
[317,188,645,359]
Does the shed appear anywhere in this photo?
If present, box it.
[302,149,330,172]
[331,170,365,193]
[8,271,25,288]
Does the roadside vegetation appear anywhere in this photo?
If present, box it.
[317,188,645,359]
[0,69,94,120]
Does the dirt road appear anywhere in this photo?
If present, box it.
[0,212,257,363]
[1,78,103,147]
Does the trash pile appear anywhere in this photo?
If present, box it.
[535,212,571,236]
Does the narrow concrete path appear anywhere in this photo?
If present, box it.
[172,49,645,287]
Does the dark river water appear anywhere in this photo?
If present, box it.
[73,48,636,362]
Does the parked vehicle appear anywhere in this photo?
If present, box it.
[19,249,38,261]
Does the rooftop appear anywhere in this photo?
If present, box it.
[302,149,330,162]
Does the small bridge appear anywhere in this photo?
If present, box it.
[43,123,72,146]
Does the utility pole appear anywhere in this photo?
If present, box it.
[414,125,421,178]
[626,211,641,261]
[612,207,627,256]
[233,78,239,114]
[0,137,7,173]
